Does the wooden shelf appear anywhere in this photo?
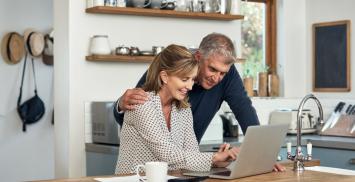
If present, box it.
[86,55,154,63]
[86,54,245,63]
[86,6,244,21]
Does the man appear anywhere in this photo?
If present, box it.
[115,32,259,141]
[114,33,285,172]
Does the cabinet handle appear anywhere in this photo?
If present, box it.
[349,158,355,165]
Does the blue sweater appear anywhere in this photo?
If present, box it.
[114,64,260,143]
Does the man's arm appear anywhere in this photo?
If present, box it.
[113,71,148,126]
[223,65,260,135]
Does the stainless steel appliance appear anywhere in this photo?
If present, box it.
[269,109,317,134]
[91,102,120,145]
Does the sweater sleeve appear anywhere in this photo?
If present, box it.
[223,65,260,135]
[127,100,213,172]
[113,71,148,126]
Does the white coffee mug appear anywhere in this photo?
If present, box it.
[136,161,168,182]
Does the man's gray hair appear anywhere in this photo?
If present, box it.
[198,33,236,64]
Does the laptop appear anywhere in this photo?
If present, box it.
[184,124,289,180]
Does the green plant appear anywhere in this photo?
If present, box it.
[242,61,268,78]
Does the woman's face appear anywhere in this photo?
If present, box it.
[164,66,198,101]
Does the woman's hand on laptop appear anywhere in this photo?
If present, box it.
[212,145,240,167]
[273,163,286,172]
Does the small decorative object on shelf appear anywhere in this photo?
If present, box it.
[257,64,269,97]
[268,73,279,97]
[258,72,267,97]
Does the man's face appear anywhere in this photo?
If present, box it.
[196,54,232,90]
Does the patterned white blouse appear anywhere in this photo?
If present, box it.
[115,92,214,174]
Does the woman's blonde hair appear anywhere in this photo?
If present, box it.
[143,44,198,109]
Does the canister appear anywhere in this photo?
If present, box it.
[90,35,111,55]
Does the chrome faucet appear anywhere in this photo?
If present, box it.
[287,94,323,172]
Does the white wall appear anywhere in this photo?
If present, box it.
[277,0,355,99]
[54,0,242,178]
[0,0,54,181]
[306,0,355,98]
[277,0,307,97]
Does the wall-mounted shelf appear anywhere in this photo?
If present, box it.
[86,6,244,21]
[86,55,153,63]
[86,54,246,63]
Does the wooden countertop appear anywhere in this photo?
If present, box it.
[35,169,355,182]
[36,160,355,182]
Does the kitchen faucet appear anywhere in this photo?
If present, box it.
[287,94,324,172]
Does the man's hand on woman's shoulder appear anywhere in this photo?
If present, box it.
[118,88,149,111]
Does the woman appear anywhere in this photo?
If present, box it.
[115,44,238,174]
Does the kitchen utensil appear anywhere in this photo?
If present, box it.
[150,0,162,9]
[152,46,164,55]
[93,0,105,7]
[140,50,154,56]
[90,35,111,55]
[321,102,344,132]
[175,0,189,11]
[131,0,151,8]
[330,102,346,128]
[345,104,352,115]
[350,105,355,133]
[117,0,126,7]
[229,0,240,15]
[203,0,220,13]
[116,46,130,55]
[160,0,175,10]
[105,0,117,7]
[129,46,140,56]
[190,0,202,12]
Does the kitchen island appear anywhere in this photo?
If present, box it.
[36,167,355,182]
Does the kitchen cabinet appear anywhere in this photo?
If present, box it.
[312,147,355,170]
[86,143,118,176]
[86,151,118,176]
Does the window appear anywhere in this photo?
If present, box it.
[241,0,277,74]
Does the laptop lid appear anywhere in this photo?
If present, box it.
[209,124,289,179]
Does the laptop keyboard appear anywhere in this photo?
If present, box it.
[212,170,231,176]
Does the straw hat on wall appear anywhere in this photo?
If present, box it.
[1,32,25,64]
[24,29,45,57]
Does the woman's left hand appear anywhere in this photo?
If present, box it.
[273,163,286,172]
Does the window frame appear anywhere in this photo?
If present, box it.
[242,0,277,73]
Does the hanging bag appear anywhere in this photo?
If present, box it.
[17,53,45,132]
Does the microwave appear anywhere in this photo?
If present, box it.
[91,102,120,145]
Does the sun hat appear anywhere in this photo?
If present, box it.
[24,29,45,57]
[42,29,54,65]
[1,32,25,64]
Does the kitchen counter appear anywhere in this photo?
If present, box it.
[36,167,355,182]
[86,134,355,154]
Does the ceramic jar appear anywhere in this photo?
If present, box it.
[90,35,111,55]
